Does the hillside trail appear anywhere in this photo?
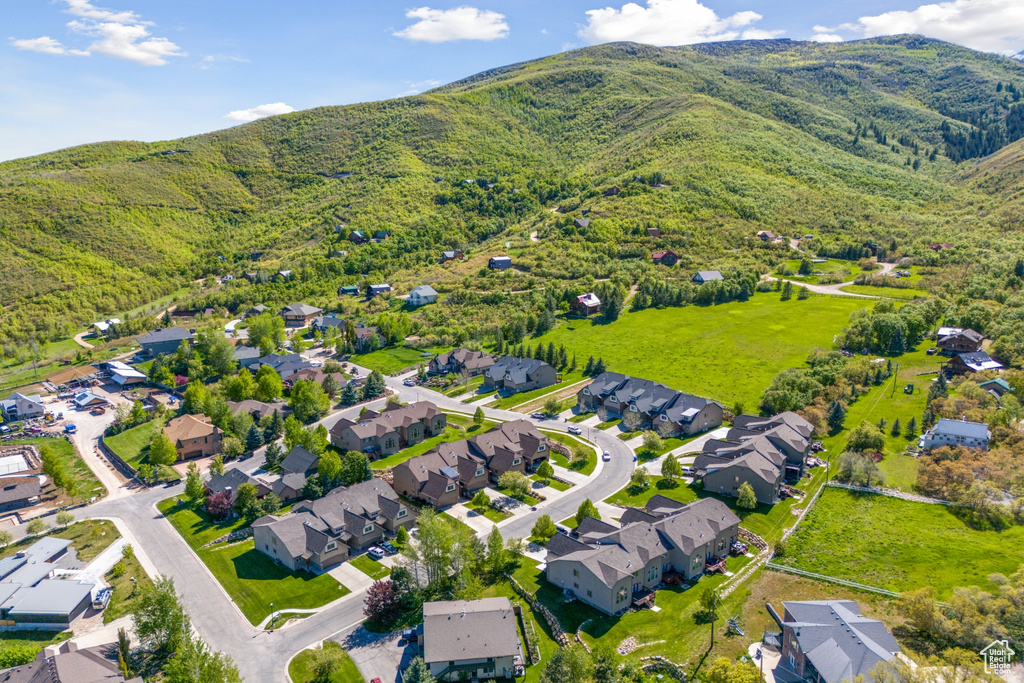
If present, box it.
[765,261,897,298]
[73,331,95,349]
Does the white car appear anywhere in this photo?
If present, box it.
[568,426,582,435]
[403,379,416,387]
[367,546,385,561]
[602,451,611,462]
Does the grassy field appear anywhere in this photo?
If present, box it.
[840,284,930,299]
[158,498,347,624]
[541,431,597,476]
[103,551,155,624]
[781,258,869,284]
[778,488,1024,597]
[349,554,390,580]
[8,437,105,503]
[821,346,944,491]
[488,372,587,410]
[1,520,120,563]
[289,641,363,683]
[104,418,180,480]
[356,346,448,375]
[531,295,869,409]
[369,413,497,470]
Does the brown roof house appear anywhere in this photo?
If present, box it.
[428,349,496,377]
[329,402,447,459]
[279,303,323,328]
[164,414,222,460]
[651,250,680,266]
[205,467,270,504]
[947,351,1003,375]
[936,327,983,356]
[576,372,723,437]
[253,480,413,572]
[0,641,143,683]
[545,497,740,615]
[695,412,814,505]
[392,420,549,508]
[482,357,556,395]
[421,598,523,681]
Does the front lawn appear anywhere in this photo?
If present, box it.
[288,641,362,683]
[105,418,180,480]
[604,477,698,508]
[356,345,449,375]
[778,488,1024,598]
[104,551,155,624]
[481,561,558,683]
[468,503,512,524]
[158,498,347,625]
[541,431,596,476]
[531,474,571,492]
[495,488,540,506]
[349,554,390,580]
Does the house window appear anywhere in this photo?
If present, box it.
[582,389,590,396]
[587,589,592,597]
[445,483,456,493]
[386,438,396,449]
[537,445,545,452]
[630,405,638,412]
[363,525,374,534]
[616,587,628,602]
[475,468,485,477]
[648,566,658,581]
[325,542,337,552]
[660,414,668,421]
[573,569,579,577]
[272,537,277,545]
[573,582,578,589]
[513,458,521,466]
[397,508,407,518]
[609,396,617,403]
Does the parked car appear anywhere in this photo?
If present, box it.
[926,347,937,355]
[530,412,545,420]
[568,425,582,435]
[602,451,611,462]
[381,541,397,554]
[367,546,385,561]
[0,426,9,434]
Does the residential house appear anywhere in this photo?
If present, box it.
[545,498,740,615]
[488,256,512,271]
[136,328,194,357]
[354,325,384,352]
[90,318,121,333]
[0,640,143,683]
[947,351,1003,375]
[205,467,270,504]
[576,372,723,437]
[646,227,662,238]
[329,402,447,458]
[290,368,348,390]
[980,378,1014,399]
[421,598,523,681]
[695,412,814,504]
[253,480,413,571]
[770,601,900,683]
[936,327,983,355]
[338,285,361,297]
[279,303,323,328]
[373,230,389,242]
[440,250,465,263]
[233,345,261,369]
[929,243,954,251]
[0,393,45,422]
[0,477,41,512]
[756,230,777,242]
[428,349,495,377]
[572,293,601,317]
[274,270,292,282]
[164,414,222,460]
[692,270,724,284]
[349,230,368,244]
[271,473,307,502]
[651,250,680,266]
[919,418,990,451]
[245,304,268,318]
[368,284,392,297]
[312,315,346,334]
[257,353,315,381]
[483,357,557,395]
[0,538,96,630]
[603,186,620,196]
[227,399,286,422]
[573,218,590,229]
[280,445,320,478]
[107,361,146,386]
[71,391,105,410]
[392,420,549,507]
[408,285,439,307]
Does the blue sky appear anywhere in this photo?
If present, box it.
[3,0,1024,161]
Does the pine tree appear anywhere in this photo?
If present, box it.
[780,281,794,301]
[797,286,811,300]
[593,358,606,375]
[889,329,905,355]
[891,418,901,436]
[263,442,283,471]
[570,354,577,371]
[826,400,846,432]
[584,356,595,375]
[1016,258,1024,279]
[245,424,264,452]
[341,381,359,406]
[906,416,917,437]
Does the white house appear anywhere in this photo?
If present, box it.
[919,418,990,451]
[407,285,439,307]
[108,361,147,386]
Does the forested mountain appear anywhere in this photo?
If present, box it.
[2,35,1024,348]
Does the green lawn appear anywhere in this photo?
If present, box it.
[481,561,558,683]
[8,437,104,501]
[604,477,698,507]
[1,520,120,563]
[541,431,596,476]
[487,372,587,410]
[469,503,512,523]
[439,512,474,535]
[531,474,571,492]
[781,258,868,284]
[531,295,869,410]
[349,554,391,580]
[636,435,694,463]
[840,284,929,299]
[496,487,540,506]
[288,641,363,683]
[595,418,621,430]
[778,488,1024,598]
[157,498,348,625]
[356,345,449,375]
[103,551,155,624]
[369,414,498,470]
[442,376,485,397]
[104,418,180,480]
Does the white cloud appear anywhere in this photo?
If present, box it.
[395,79,443,97]
[11,0,185,66]
[811,33,844,42]
[578,0,777,46]
[844,0,1024,54]
[12,36,88,56]
[225,103,295,122]
[394,6,509,43]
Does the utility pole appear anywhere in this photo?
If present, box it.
[710,589,717,648]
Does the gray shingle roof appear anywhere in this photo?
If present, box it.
[485,356,552,385]
[931,418,990,440]
[423,598,521,664]
[136,328,193,345]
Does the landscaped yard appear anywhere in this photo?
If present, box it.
[530,295,869,410]
[104,418,180,480]
[355,345,449,375]
[531,474,571,492]
[288,641,362,683]
[778,488,1024,598]
[468,502,512,524]
[541,431,596,476]
[349,554,390,580]
[103,551,155,624]
[8,437,105,502]
[157,498,348,625]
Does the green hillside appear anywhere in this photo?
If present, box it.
[2,36,1024,349]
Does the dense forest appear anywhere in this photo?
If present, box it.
[3,35,1024,353]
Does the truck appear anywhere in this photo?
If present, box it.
[63,424,77,435]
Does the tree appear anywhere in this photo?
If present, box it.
[247,312,285,356]
[737,481,757,509]
[210,454,225,476]
[290,379,331,423]
[837,451,886,487]
[317,451,343,487]
[471,490,490,508]
[254,365,283,402]
[497,471,531,500]
[132,576,190,655]
[575,498,600,526]
[906,416,917,437]
[543,396,561,416]
[797,285,811,300]
[395,525,409,548]
[540,644,592,683]
[233,483,259,519]
[148,430,178,469]
[163,635,242,683]
[889,327,906,355]
[473,407,485,427]
[222,436,243,460]
[264,409,285,441]
[798,259,813,275]
[486,526,506,575]
[827,400,846,432]
[184,463,204,503]
[40,446,68,491]
[342,451,371,486]
[205,490,232,519]
[245,423,264,452]
[699,586,717,621]
[661,454,682,482]
[0,530,13,548]
[531,514,557,541]
[641,430,664,453]
[321,374,341,399]
[629,468,649,490]
[780,280,794,301]
[402,657,435,683]
[536,460,555,481]
[891,417,902,436]
[182,381,210,415]
[223,368,255,402]
[362,371,386,400]
[263,442,283,471]
[704,657,762,683]
[137,464,155,485]
[340,381,360,406]
[847,421,886,452]
[55,510,75,528]
[592,357,606,375]
[363,579,400,625]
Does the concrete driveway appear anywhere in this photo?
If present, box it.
[339,626,417,683]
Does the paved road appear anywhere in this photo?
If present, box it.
[57,367,634,682]
[765,261,898,299]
